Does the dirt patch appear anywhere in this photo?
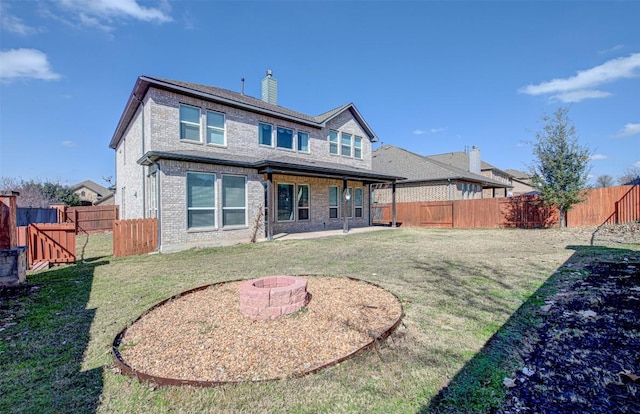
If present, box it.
[115,276,403,384]
[500,256,640,413]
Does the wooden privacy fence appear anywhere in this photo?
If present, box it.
[373,196,557,228]
[113,218,158,257]
[567,185,639,227]
[373,185,639,229]
[17,223,76,270]
[66,205,119,233]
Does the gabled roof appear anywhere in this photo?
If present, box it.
[110,76,378,149]
[138,150,403,184]
[504,168,530,179]
[372,145,511,188]
[70,180,112,197]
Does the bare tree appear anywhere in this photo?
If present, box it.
[595,174,614,188]
[617,167,640,185]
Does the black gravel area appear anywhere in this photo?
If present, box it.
[499,257,640,414]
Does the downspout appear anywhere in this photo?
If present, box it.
[132,94,146,218]
[144,156,162,252]
[391,181,397,228]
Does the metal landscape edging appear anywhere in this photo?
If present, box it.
[111,275,404,388]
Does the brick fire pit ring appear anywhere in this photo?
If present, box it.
[239,276,309,320]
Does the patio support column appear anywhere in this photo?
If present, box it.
[266,171,274,241]
[391,181,397,228]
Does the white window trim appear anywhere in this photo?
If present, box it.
[222,174,247,228]
[341,132,352,157]
[297,184,310,221]
[179,104,202,143]
[329,130,339,155]
[329,185,340,219]
[297,131,310,153]
[186,172,217,231]
[354,187,363,218]
[276,126,295,151]
[205,110,226,147]
[277,182,296,222]
[259,122,274,147]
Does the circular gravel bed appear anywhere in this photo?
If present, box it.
[113,276,403,386]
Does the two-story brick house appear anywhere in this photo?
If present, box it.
[109,74,400,252]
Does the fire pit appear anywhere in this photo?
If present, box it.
[238,276,309,320]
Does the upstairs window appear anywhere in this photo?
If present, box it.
[259,123,273,146]
[180,105,201,141]
[277,127,294,149]
[329,130,339,154]
[341,132,352,156]
[354,136,363,159]
[298,131,309,153]
[206,111,225,145]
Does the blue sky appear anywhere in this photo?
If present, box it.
[1,0,639,188]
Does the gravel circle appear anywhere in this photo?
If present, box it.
[115,276,403,384]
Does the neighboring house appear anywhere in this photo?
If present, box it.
[371,145,510,203]
[71,180,114,205]
[109,73,401,252]
[427,147,514,197]
[504,169,537,196]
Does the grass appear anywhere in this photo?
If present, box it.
[0,227,637,413]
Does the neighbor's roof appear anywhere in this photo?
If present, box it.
[138,150,404,184]
[372,145,511,188]
[70,180,112,197]
[427,151,504,174]
[110,76,378,149]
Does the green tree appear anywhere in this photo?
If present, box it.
[529,108,591,227]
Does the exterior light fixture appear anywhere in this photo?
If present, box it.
[343,188,351,233]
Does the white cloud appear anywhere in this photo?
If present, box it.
[519,53,640,102]
[552,90,611,103]
[590,154,608,161]
[598,44,624,55]
[0,4,40,35]
[616,123,640,137]
[61,140,76,147]
[57,0,172,28]
[0,48,61,81]
[414,127,447,135]
[634,161,640,168]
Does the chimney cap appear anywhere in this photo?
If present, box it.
[266,69,273,77]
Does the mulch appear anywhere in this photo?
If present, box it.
[114,276,403,384]
[499,255,640,414]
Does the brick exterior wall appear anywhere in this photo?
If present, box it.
[373,180,481,203]
[113,88,379,252]
[146,88,372,170]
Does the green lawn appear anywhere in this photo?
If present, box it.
[1,227,636,413]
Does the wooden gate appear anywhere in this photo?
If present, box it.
[21,223,76,270]
[113,218,158,257]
